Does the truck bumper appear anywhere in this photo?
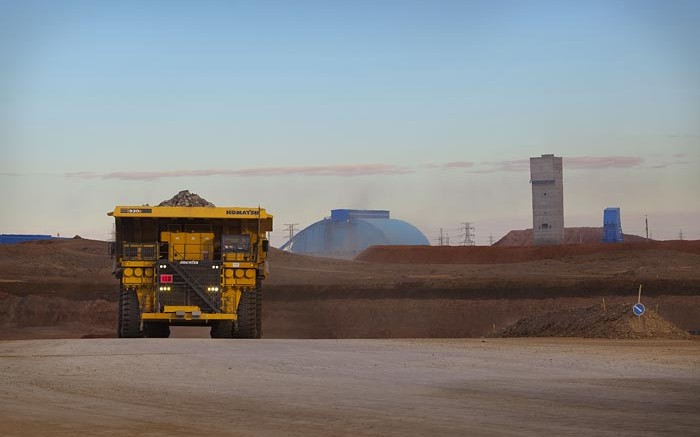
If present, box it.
[142,306,236,322]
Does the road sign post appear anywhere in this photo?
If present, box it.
[633,302,646,317]
[638,284,642,303]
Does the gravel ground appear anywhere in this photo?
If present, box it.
[0,338,698,436]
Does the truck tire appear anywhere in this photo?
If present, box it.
[143,322,170,338]
[233,289,258,339]
[118,287,142,338]
[117,292,123,336]
[255,285,263,338]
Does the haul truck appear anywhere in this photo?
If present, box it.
[108,205,272,338]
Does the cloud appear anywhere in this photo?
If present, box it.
[469,159,529,173]
[54,155,677,180]
[0,171,62,177]
[443,161,475,169]
[66,164,413,181]
[231,164,413,177]
[649,160,689,169]
[470,156,644,173]
[422,161,475,170]
[564,156,644,169]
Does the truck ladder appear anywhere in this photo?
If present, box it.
[167,262,221,312]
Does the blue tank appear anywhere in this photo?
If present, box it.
[602,208,624,243]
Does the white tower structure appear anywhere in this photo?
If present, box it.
[530,154,564,245]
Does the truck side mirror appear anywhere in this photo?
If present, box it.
[261,240,269,252]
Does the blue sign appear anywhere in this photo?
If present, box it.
[633,303,646,317]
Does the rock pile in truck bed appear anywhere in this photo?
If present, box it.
[496,303,692,339]
[158,190,215,207]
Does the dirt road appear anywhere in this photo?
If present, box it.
[1,339,698,436]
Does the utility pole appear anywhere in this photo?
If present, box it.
[438,228,444,246]
[679,230,684,241]
[461,222,475,246]
[645,215,649,241]
[445,232,450,246]
[283,223,299,242]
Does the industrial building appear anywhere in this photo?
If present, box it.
[530,154,564,245]
[602,207,624,243]
[281,209,429,259]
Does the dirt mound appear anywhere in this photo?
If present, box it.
[494,227,648,246]
[0,238,112,282]
[497,303,692,339]
[158,190,215,207]
[355,240,700,264]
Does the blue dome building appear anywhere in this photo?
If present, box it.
[281,209,429,259]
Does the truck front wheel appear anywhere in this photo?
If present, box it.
[233,289,259,339]
[118,287,142,338]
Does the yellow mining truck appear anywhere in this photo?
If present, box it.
[108,205,272,338]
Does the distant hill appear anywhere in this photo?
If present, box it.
[494,227,649,247]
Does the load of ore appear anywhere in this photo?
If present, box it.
[158,190,216,207]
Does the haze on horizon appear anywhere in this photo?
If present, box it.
[1,0,699,245]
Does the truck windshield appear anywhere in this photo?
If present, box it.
[222,234,251,252]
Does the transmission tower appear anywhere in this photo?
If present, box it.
[679,230,684,241]
[283,223,299,242]
[488,233,494,246]
[436,228,444,246]
[461,222,475,246]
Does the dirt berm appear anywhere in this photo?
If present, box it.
[355,240,700,264]
[497,303,692,339]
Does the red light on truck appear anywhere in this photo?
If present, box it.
[160,274,173,283]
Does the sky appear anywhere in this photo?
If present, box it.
[1,0,699,246]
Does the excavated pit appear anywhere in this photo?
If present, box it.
[1,237,699,339]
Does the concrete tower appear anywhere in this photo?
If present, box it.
[530,154,564,245]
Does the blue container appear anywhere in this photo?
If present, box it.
[0,234,53,245]
[602,208,624,243]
